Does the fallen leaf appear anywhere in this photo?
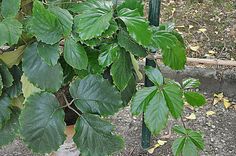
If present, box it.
[176,25,185,28]
[189,45,200,52]
[213,93,224,105]
[208,50,217,55]
[189,25,194,29]
[147,140,167,154]
[198,28,207,33]
[206,111,216,117]
[184,102,194,110]
[185,113,196,120]
[223,98,231,109]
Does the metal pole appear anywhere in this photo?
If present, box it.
[141,0,161,149]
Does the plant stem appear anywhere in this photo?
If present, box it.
[180,115,187,129]
[62,93,81,117]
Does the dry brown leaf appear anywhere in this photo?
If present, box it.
[189,45,200,52]
[206,111,216,117]
[147,140,167,154]
[198,28,207,33]
[223,98,231,109]
[185,113,196,120]
[213,93,224,105]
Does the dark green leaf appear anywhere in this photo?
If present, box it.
[31,1,63,44]
[68,0,97,14]
[111,50,133,91]
[151,30,186,70]
[117,0,144,16]
[64,37,88,70]
[48,6,73,36]
[0,74,2,96]
[144,66,163,86]
[20,92,66,153]
[102,20,118,38]
[37,42,60,66]
[182,78,200,89]
[184,92,206,107]
[163,83,184,119]
[182,138,199,156]
[118,8,152,46]
[188,131,204,150]
[0,108,20,146]
[144,91,169,135]
[98,44,119,67]
[73,114,124,156]
[121,75,136,105]
[69,75,123,116]
[172,137,185,156]
[59,57,75,84]
[0,95,11,129]
[117,29,147,57]
[0,18,22,46]
[131,86,157,115]
[1,0,21,18]
[22,43,63,92]
[0,60,14,87]
[173,125,187,135]
[87,48,104,74]
[74,1,113,40]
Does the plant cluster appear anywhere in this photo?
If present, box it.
[0,0,206,155]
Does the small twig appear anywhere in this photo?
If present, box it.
[62,93,81,116]
[180,116,187,129]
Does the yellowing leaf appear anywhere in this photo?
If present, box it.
[213,92,224,105]
[147,140,167,154]
[223,98,231,109]
[206,111,216,117]
[198,28,207,33]
[208,50,217,55]
[0,45,25,68]
[185,113,196,120]
[130,53,143,80]
[189,25,194,29]
[189,45,200,52]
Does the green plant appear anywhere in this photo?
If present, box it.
[0,0,205,155]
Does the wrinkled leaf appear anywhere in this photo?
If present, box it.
[1,0,21,18]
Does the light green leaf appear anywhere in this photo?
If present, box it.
[0,60,14,87]
[172,137,185,156]
[37,42,60,66]
[188,131,204,150]
[73,114,124,156]
[21,74,41,99]
[31,1,63,44]
[20,92,66,153]
[118,8,152,46]
[117,29,147,57]
[163,83,184,119]
[69,75,123,116]
[184,92,206,107]
[131,86,157,115]
[172,125,187,135]
[117,0,144,16]
[0,45,25,68]
[0,18,22,46]
[130,54,143,80]
[111,50,133,91]
[144,66,163,86]
[98,44,119,67]
[102,20,118,38]
[182,78,200,89]
[64,37,88,70]
[1,0,21,18]
[48,6,73,36]
[68,0,98,14]
[0,95,11,129]
[144,91,169,135]
[22,43,63,92]
[0,108,20,146]
[74,1,113,40]
[151,30,186,70]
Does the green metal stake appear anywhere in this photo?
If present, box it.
[141,0,161,149]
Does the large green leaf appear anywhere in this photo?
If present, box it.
[98,43,119,67]
[118,8,151,46]
[0,108,20,146]
[68,0,98,14]
[131,86,157,115]
[117,0,144,16]
[73,114,124,156]
[37,42,60,66]
[1,0,21,18]
[151,30,186,70]
[121,75,136,105]
[74,1,113,40]
[0,95,11,129]
[102,20,118,38]
[0,18,22,46]
[172,137,185,156]
[144,91,169,135]
[182,138,199,156]
[0,60,14,87]
[22,43,63,92]
[21,74,41,99]
[184,92,206,107]
[48,6,73,36]
[86,48,104,74]
[163,83,184,119]
[144,66,163,86]
[30,1,63,44]
[70,75,123,116]
[111,50,133,91]
[20,92,66,153]
[117,29,147,57]
[64,37,88,70]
